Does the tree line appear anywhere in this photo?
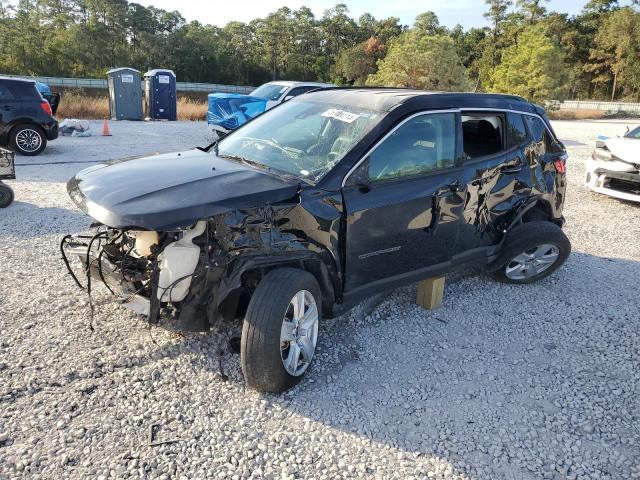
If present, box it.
[1,0,639,102]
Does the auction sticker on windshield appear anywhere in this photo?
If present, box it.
[322,108,360,123]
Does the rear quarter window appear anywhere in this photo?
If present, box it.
[507,112,528,147]
[7,82,40,100]
[0,84,15,100]
[525,115,563,154]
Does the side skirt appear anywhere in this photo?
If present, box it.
[331,244,501,317]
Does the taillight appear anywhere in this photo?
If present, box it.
[40,100,53,116]
[554,159,566,174]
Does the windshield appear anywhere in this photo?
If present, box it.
[624,126,640,139]
[217,100,381,182]
[250,83,289,101]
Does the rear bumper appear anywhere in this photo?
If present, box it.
[586,159,640,202]
[44,121,58,141]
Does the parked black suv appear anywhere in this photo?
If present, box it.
[0,77,58,156]
[62,89,570,392]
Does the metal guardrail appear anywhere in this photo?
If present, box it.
[2,74,254,94]
[560,100,640,113]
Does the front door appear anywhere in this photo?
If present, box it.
[342,111,465,292]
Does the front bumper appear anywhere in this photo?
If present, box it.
[586,158,640,202]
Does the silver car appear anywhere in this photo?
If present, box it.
[250,81,333,109]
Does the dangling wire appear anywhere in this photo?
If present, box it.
[84,230,109,332]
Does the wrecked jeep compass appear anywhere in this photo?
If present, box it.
[63,89,570,392]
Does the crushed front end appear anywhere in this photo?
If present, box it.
[586,140,640,202]
[61,221,221,331]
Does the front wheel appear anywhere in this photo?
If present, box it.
[10,124,47,156]
[241,268,321,392]
[487,221,571,284]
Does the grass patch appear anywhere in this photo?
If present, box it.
[56,90,207,121]
[548,109,605,120]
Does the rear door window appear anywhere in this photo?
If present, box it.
[462,113,506,159]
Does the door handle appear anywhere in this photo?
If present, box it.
[448,180,464,192]
[425,181,463,234]
[434,180,464,197]
[500,158,523,174]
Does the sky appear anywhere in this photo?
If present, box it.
[134,0,597,29]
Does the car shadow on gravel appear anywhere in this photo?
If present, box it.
[258,252,640,479]
[114,251,640,479]
[0,201,89,238]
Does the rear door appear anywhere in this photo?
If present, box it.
[454,111,532,254]
[342,111,465,291]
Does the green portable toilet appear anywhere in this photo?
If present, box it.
[107,68,143,120]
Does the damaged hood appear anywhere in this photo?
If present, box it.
[602,137,639,164]
[67,149,300,230]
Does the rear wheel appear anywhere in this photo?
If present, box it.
[488,221,571,284]
[10,124,47,156]
[241,268,321,392]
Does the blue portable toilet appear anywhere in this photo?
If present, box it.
[144,69,177,121]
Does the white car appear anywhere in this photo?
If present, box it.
[250,81,333,109]
[586,125,640,202]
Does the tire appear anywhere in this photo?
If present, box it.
[10,124,47,156]
[487,221,571,284]
[0,182,14,208]
[241,268,321,392]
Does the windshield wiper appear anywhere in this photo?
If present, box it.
[218,153,269,171]
[218,153,315,185]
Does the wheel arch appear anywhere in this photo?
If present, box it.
[218,252,337,322]
[506,197,559,234]
[8,119,45,136]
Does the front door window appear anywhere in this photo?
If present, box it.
[363,112,457,182]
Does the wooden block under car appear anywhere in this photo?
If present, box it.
[416,277,445,310]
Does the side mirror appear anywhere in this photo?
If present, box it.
[283,95,294,102]
[346,163,372,193]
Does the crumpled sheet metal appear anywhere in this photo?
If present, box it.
[177,200,340,330]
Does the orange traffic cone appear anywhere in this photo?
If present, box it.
[102,118,112,136]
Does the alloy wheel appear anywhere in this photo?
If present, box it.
[280,290,319,376]
[505,243,560,280]
[16,128,42,153]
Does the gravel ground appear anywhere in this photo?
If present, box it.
[1,119,639,480]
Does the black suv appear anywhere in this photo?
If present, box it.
[62,89,570,392]
[0,77,58,156]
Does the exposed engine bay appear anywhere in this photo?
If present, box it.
[61,221,213,329]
